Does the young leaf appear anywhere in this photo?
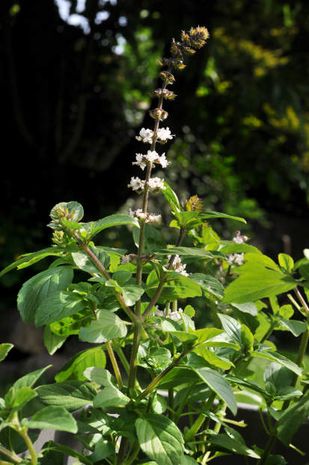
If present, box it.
[26,406,77,433]
[135,414,184,465]
[278,253,294,273]
[0,343,13,362]
[278,319,307,337]
[5,386,37,410]
[17,266,73,323]
[162,181,182,213]
[55,347,106,382]
[194,367,237,415]
[79,310,127,343]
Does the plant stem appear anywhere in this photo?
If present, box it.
[106,341,123,388]
[294,287,309,315]
[17,427,38,465]
[114,346,130,375]
[128,319,142,391]
[201,403,227,465]
[0,445,22,464]
[138,349,189,400]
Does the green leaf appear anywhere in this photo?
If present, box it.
[17,266,73,323]
[122,285,144,306]
[191,347,233,371]
[26,406,77,433]
[252,348,302,375]
[5,386,37,409]
[0,247,64,278]
[91,438,114,462]
[79,310,127,343]
[277,391,309,444]
[13,365,51,389]
[278,253,294,273]
[209,433,260,458]
[50,201,84,223]
[162,181,182,213]
[44,326,67,355]
[35,289,85,327]
[71,249,109,274]
[136,414,184,465]
[93,386,129,409]
[83,367,113,386]
[159,246,215,259]
[42,443,93,465]
[278,319,307,337]
[86,214,139,239]
[37,381,96,410]
[55,347,106,382]
[194,367,237,415]
[190,273,224,298]
[223,255,296,303]
[0,343,13,362]
[201,211,246,223]
[146,271,202,302]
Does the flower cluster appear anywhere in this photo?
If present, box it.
[128,176,165,193]
[135,127,174,144]
[129,209,161,224]
[233,230,249,244]
[133,151,169,170]
[168,254,189,276]
[228,253,244,266]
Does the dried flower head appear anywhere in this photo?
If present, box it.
[185,195,204,212]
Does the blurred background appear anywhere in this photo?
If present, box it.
[0,0,308,375]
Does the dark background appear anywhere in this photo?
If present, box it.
[0,0,309,303]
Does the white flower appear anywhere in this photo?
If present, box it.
[128,177,145,192]
[157,127,174,142]
[168,254,189,276]
[132,153,147,170]
[129,209,162,224]
[233,231,248,244]
[147,177,165,191]
[169,308,183,321]
[228,253,244,266]
[136,128,154,144]
[144,150,160,163]
[158,154,169,168]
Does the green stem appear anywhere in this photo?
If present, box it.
[114,346,130,375]
[0,445,22,464]
[201,403,227,465]
[17,427,38,465]
[106,341,123,389]
[138,349,189,400]
[128,320,142,392]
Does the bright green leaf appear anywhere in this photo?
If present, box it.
[55,347,106,382]
[136,414,184,465]
[79,310,127,343]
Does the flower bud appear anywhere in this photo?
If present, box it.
[149,108,168,121]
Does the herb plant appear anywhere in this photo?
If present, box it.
[0,27,308,465]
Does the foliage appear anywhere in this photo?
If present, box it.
[0,25,309,465]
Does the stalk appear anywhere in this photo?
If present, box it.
[0,445,22,464]
[106,340,123,388]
